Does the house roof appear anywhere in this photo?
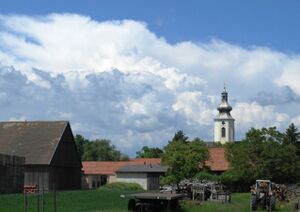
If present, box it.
[82,158,161,175]
[83,147,229,175]
[0,121,69,165]
[205,147,229,171]
[116,164,167,173]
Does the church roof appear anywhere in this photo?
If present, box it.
[214,112,234,120]
[205,147,229,171]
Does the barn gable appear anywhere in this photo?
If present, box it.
[0,121,68,164]
[0,121,82,191]
[50,122,82,168]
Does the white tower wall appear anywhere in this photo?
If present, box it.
[214,87,235,144]
[214,119,234,144]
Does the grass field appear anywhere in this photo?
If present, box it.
[181,193,292,212]
[0,189,293,211]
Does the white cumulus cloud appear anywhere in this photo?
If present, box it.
[0,13,299,154]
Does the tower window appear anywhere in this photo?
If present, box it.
[221,127,226,138]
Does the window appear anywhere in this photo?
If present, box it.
[92,181,95,188]
[221,127,226,138]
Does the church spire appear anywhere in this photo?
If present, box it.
[217,85,232,113]
[214,86,235,144]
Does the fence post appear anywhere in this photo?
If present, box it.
[23,191,27,212]
[54,183,56,212]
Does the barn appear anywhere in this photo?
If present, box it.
[0,121,82,191]
[0,153,25,193]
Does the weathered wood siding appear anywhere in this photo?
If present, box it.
[0,154,24,194]
[24,166,50,191]
[49,123,82,190]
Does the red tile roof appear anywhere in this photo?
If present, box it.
[82,158,161,175]
[205,147,229,171]
[83,148,229,175]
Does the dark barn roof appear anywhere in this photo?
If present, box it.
[0,121,77,165]
[116,164,168,173]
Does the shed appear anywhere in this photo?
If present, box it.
[0,121,82,191]
[82,158,161,189]
[116,164,167,190]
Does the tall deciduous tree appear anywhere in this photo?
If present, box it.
[136,146,163,158]
[75,135,128,161]
[225,127,300,187]
[161,131,209,185]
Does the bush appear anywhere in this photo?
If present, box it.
[194,171,220,181]
[99,182,143,191]
[219,171,250,192]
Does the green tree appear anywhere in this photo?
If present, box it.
[136,146,163,158]
[75,135,128,161]
[75,134,90,159]
[284,123,300,156]
[284,123,300,145]
[224,127,300,188]
[161,131,209,185]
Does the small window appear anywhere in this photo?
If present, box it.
[92,181,95,188]
[221,127,226,138]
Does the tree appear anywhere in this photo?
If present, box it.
[136,146,163,158]
[284,123,300,156]
[161,131,209,185]
[75,135,128,161]
[75,134,90,159]
[284,123,300,145]
[224,127,300,188]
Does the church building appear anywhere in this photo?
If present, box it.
[214,87,235,144]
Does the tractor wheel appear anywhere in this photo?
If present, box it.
[269,196,276,211]
[251,196,257,211]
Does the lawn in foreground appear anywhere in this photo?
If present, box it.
[181,193,292,212]
[0,189,293,212]
[0,188,129,212]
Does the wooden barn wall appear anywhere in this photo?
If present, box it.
[49,124,82,190]
[51,124,82,168]
[0,154,24,194]
[24,166,50,191]
[48,166,82,190]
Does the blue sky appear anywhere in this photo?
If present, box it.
[0,1,300,155]
[1,1,300,52]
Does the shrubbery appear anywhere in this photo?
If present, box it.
[194,171,220,182]
[99,182,143,191]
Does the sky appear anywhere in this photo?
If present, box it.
[0,1,299,156]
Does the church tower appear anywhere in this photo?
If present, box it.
[214,86,235,144]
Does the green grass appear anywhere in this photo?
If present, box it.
[0,188,130,212]
[181,193,293,212]
[99,182,143,191]
[0,190,293,212]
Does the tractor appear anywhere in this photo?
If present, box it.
[250,180,276,211]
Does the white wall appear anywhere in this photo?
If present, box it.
[82,175,108,189]
[214,119,234,144]
[116,173,148,190]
